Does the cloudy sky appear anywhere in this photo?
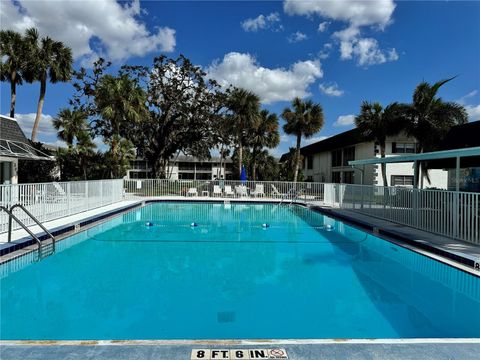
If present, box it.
[1,0,479,156]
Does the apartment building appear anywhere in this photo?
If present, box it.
[126,156,234,180]
[291,128,448,188]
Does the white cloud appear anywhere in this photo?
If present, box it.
[0,0,176,64]
[284,0,398,67]
[318,43,333,59]
[280,134,291,143]
[13,113,56,138]
[241,12,281,32]
[288,31,308,43]
[465,104,480,121]
[206,52,323,104]
[319,82,344,97]
[318,21,330,32]
[457,90,478,105]
[284,0,395,29]
[304,135,329,145]
[333,114,355,127]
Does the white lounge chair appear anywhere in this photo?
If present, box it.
[236,185,248,197]
[213,185,222,197]
[271,184,284,198]
[250,184,265,197]
[187,188,198,196]
[224,185,234,197]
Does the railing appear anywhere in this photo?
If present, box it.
[0,179,124,233]
[123,179,327,202]
[337,184,480,245]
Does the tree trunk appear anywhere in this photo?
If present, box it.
[293,135,301,183]
[31,77,47,142]
[238,143,243,177]
[10,71,16,118]
[380,143,388,187]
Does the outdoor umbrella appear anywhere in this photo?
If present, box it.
[240,165,247,184]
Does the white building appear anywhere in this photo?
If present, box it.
[291,128,448,188]
[126,156,234,180]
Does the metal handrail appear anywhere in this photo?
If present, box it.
[278,187,305,206]
[0,205,43,255]
[8,204,56,252]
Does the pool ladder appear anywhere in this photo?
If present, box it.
[277,187,306,206]
[0,204,56,260]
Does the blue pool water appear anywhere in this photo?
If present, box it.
[1,202,479,340]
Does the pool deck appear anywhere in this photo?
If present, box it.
[1,339,480,360]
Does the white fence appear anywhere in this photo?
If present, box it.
[1,178,478,245]
[0,179,124,233]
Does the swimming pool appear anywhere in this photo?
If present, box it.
[1,202,479,340]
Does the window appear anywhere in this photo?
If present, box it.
[307,155,313,169]
[343,146,355,166]
[343,171,354,184]
[332,171,341,183]
[392,142,416,154]
[391,175,414,187]
[331,149,342,167]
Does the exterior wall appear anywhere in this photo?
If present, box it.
[0,157,18,184]
[126,158,233,180]
[301,134,449,189]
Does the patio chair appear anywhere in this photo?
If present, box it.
[224,185,234,197]
[271,184,284,198]
[213,185,222,197]
[235,185,248,197]
[250,184,265,197]
[187,188,198,196]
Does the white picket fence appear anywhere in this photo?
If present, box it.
[0,178,478,245]
[0,179,124,233]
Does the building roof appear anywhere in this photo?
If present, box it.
[0,115,52,160]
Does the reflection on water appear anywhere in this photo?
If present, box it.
[1,202,479,340]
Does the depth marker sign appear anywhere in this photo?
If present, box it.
[191,348,288,359]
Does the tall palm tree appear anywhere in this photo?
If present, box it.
[250,109,280,180]
[53,108,89,148]
[25,28,73,141]
[404,78,468,186]
[282,97,324,182]
[0,30,27,118]
[355,102,404,187]
[95,74,147,178]
[226,88,261,175]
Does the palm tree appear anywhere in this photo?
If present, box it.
[250,110,280,180]
[53,108,89,148]
[282,97,324,182]
[94,74,147,178]
[226,88,261,175]
[404,78,468,186]
[75,130,96,180]
[24,28,73,141]
[0,30,27,118]
[355,102,404,187]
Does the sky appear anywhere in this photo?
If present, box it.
[1,0,479,157]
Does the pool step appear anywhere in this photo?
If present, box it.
[34,243,55,262]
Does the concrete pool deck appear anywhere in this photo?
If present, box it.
[1,339,480,360]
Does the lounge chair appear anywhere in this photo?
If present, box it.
[250,184,265,197]
[235,185,248,197]
[213,185,222,197]
[187,188,198,196]
[271,184,284,198]
[224,185,234,197]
